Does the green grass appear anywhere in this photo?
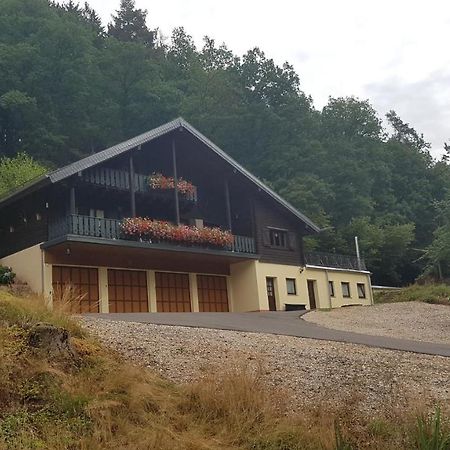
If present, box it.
[0,288,449,449]
[374,284,450,306]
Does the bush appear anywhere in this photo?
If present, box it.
[0,266,15,285]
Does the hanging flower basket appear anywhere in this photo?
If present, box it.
[120,217,233,248]
[148,173,196,196]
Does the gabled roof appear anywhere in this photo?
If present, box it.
[0,118,320,233]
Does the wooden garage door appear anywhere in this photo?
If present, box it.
[155,272,191,312]
[197,275,229,312]
[108,269,148,313]
[52,266,99,313]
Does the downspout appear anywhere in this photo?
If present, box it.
[325,269,332,309]
[367,272,374,305]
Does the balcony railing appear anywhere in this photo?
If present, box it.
[48,214,256,255]
[80,167,197,202]
[304,251,367,271]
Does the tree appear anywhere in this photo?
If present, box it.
[0,152,47,196]
[386,110,431,153]
[108,0,155,47]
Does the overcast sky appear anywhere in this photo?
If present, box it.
[88,0,450,157]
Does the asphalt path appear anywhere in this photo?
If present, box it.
[87,311,450,357]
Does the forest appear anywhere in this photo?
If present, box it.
[0,0,449,285]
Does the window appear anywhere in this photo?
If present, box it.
[329,281,335,297]
[341,282,350,298]
[286,278,297,295]
[269,228,287,248]
[357,283,366,299]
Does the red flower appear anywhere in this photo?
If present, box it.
[120,218,233,248]
[148,173,196,195]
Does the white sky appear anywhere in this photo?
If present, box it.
[88,0,450,157]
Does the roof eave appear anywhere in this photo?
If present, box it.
[0,175,50,209]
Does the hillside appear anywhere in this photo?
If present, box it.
[1,0,450,284]
[1,289,450,449]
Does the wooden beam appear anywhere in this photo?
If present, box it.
[129,154,136,217]
[224,178,232,232]
[69,186,76,215]
[172,138,180,225]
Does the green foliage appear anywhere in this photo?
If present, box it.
[0,0,449,285]
[0,266,15,285]
[413,408,450,450]
[0,152,47,196]
[374,284,450,305]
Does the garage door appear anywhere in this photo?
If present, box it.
[108,269,148,313]
[52,266,99,313]
[197,275,229,312]
[155,272,191,312]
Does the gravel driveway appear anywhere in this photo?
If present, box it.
[303,302,450,345]
[81,317,450,417]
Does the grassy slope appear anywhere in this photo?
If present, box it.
[374,284,450,305]
[0,289,449,450]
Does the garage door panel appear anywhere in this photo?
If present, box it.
[108,269,148,313]
[52,266,99,314]
[155,272,191,312]
[197,275,229,312]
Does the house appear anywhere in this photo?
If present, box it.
[0,118,373,313]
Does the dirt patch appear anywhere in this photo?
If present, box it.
[304,302,450,345]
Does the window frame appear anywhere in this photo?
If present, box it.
[268,227,288,248]
[329,280,335,297]
[286,278,297,295]
[357,283,366,299]
[341,282,351,298]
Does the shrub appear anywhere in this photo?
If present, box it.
[0,266,15,285]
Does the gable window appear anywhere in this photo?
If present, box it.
[329,281,335,297]
[269,228,287,248]
[357,283,366,299]
[341,282,351,298]
[286,278,297,295]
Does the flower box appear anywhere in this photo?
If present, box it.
[120,217,233,248]
[148,173,196,196]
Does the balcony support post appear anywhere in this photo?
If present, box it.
[224,179,232,232]
[129,154,136,217]
[69,186,76,215]
[172,138,180,225]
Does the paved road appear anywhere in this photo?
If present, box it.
[89,311,450,357]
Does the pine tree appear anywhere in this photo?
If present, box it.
[107,0,154,47]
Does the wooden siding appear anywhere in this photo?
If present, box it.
[45,242,233,275]
[253,197,304,266]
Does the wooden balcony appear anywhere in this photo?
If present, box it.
[304,251,367,271]
[80,167,198,202]
[48,214,256,255]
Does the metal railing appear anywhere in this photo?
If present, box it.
[48,215,256,254]
[80,167,197,202]
[304,251,367,271]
